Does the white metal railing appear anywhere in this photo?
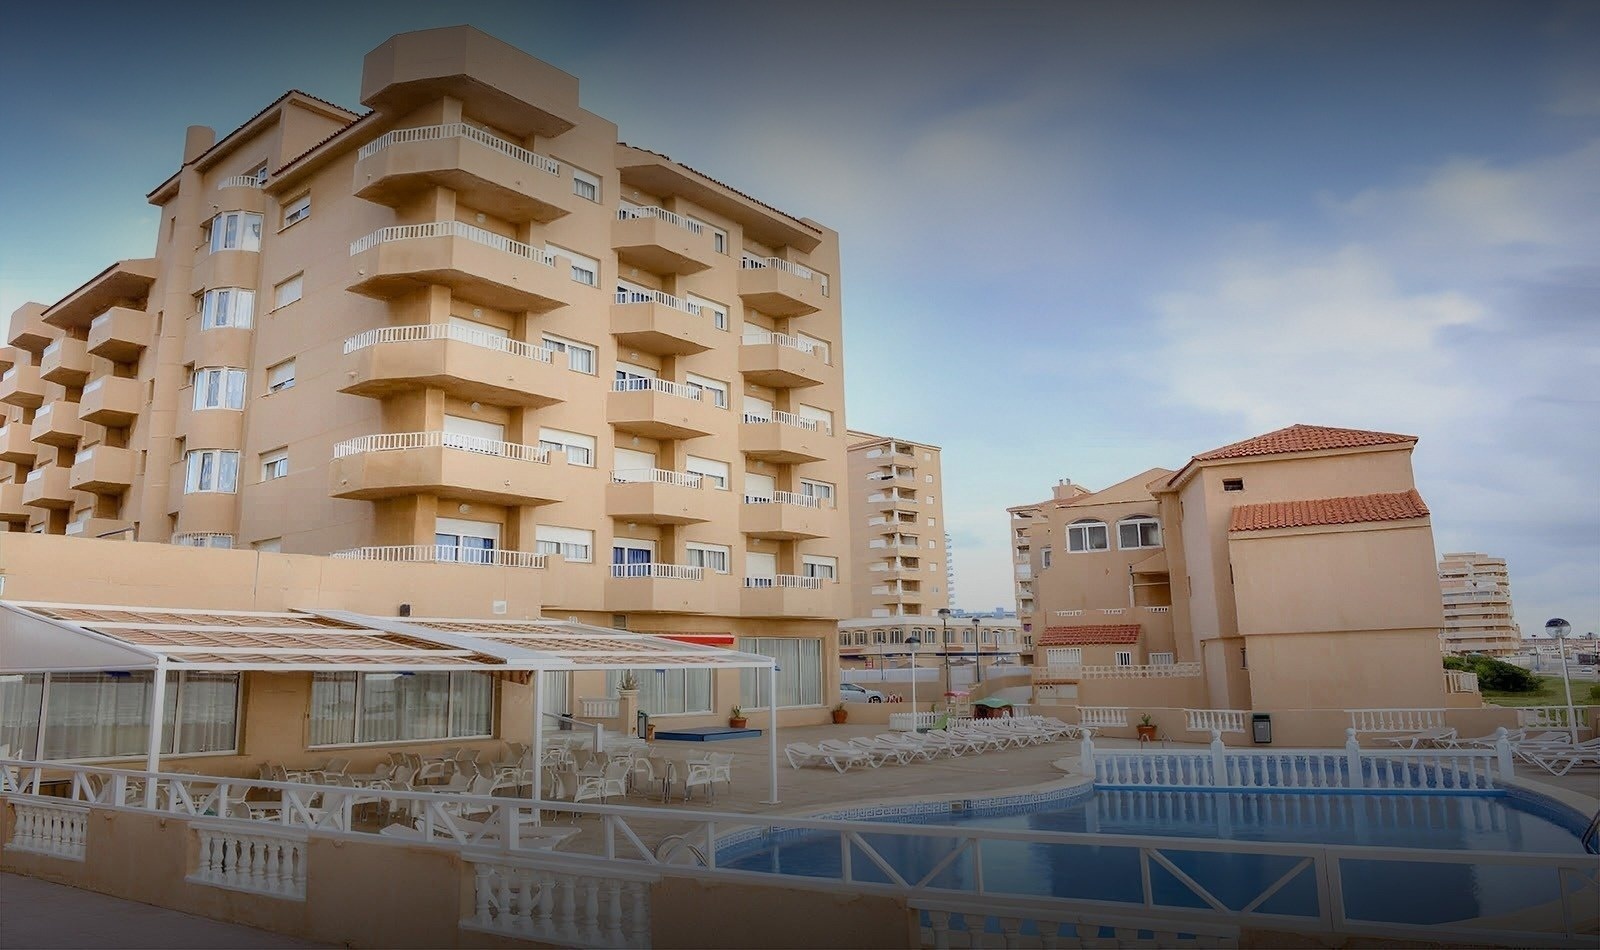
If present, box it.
[343,323,554,363]
[1080,706,1129,728]
[579,697,622,719]
[1347,708,1447,734]
[741,330,828,363]
[358,123,562,176]
[5,798,88,860]
[742,574,823,590]
[741,409,830,435]
[611,376,703,400]
[611,468,702,488]
[332,431,550,464]
[349,221,558,266]
[617,205,703,234]
[190,820,307,899]
[743,490,821,509]
[171,532,234,548]
[1444,670,1480,694]
[1099,607,1126,615]
[216,174,266,190]
[465,856,656,948]
[614,287,700,314]
[608,563,704,581]
[1032,665,1083,682]
[331,545,547,569]
[1054,609,1085,617]
[740,255,814,279]
[1081,662,1203,679]
[1145,605,1171,613]
[1186,709,1249,734]
[889,711,940,731]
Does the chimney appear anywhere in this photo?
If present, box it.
[183,125,216,164]
[1051,478,1075,502]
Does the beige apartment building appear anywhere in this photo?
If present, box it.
[1438,551,1522,655]
[0,26,852,722]
[1013,424,1465,732]
[845,430,948,618]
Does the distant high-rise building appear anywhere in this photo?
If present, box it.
[845,431,948,618]
[1437,552,1521,655]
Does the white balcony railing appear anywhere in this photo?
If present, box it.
[613,288,700,314]
[743,490,821,509]
[343,323,554,363]
[1185,709,1249,734]
[1054,609,1085,617]
[611,468,702,488]
[742,330,829,363]
[1079,707,1129,728]
[740,255,814,279]
[579,697,622,719]
[616,205,703,234]
[743,574,823,590]
[349,221,558,266]
[741,409,830,435]
[1145,605,1171,613]
[190,821,307,899]
[1081,662,1203,680]
[171,532,234,549]
[1444,670,1480,694]
[611,376,703,401]
[1347,708,1447,734]
[216,174,266,190]
[7,799,87,860]
[609,563,704,581]
[332,431,549,464]
[357,123,562,176]
[332,545,547,569]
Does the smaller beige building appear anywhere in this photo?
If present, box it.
[1437,551,1522,655]
[845,431,948,618]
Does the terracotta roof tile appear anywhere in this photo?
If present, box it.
[1230,489,1430,532]
[1195,424,1416,462]
[1038,624,1141,646]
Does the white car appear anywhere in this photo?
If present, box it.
[840,683,885,703]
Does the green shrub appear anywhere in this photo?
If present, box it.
[1588,683,1600,702]
[1443,654,1539,692]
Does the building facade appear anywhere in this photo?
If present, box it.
[1437,551,1522,655]
[845,430,948,617]
[1,26,852,722]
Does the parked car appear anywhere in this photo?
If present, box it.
[840,683,885,703]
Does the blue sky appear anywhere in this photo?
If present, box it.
[2,1,1595,635]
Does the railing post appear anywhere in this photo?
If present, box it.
[1492,727,1514,781]
[1344,728,1363,789]
[1208,729,1226,786]
[1078,733,1095,776]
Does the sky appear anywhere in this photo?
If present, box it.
[1,1,1595,636]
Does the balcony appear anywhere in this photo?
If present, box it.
[328,431,572,507]
[355,124,575,223]
[87,307,153,362]
[7,303,51,353]
[605,469,714,525]
[606,378,723,440]
[610,290,717,356]
[78,376,142,427]
[189,248,259,297]
[740,492,828,540]
[0,482,27,523]
[739,332,830,389]
[347,222,575,313]
[0,363,45,409]
[69,445,135,494]
[40,338,91,386]
[740,411,829,464]
[0,424,37,464]
[30,402,85,448]
[341,324,567,408]
[741,575,833,618]
[65,517,135,540]
[331,545,547,569]
[604,563,714,614]
[738,257,824,317]
[875,494,918,516]
[612,207,717,275]
[22,465,73,509]
[40,259,159,333]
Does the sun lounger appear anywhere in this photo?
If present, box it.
[1526,747,1600,776]
[875,733,941,761]
[784,741,871,772]
[923,729,984,755]
[1378,727,1458,750]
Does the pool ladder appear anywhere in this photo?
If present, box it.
[1583,806,1600,855]
[655,834,709,866]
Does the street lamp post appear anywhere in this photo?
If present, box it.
[972,617,983,684]
[938,608,952,689]
[905,634,922,716]
[1546,618,1577,743]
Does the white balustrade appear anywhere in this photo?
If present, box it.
[332,545,546,569]
[1079,706,1129,728]
[343,322,554,362]
[1443,670,1480,694]
[1054,609,1085,617]
[580,697,621,719]
[332,430,550,464]
[742,574,822,590]
[745,490,820,509]
[617,204,702,234]
[741,330,828,363]
[1516,706,1593,730]
[609,563,704,581]
[614,287,700,313]
[1145,605,1171,613]
[612,376,703,400]
[350,221,558,266]
[740,255,815,279]
[889,711,940,731]
[189,820,307,899]
[1098,608,1126,615]
[1185,709,1248,734]
[171,532,235,548]
[358,123,562,176]
[611,468,702,488]
[465,859,656,949]
[5,798,88,860]
[217,174,266,190]
[1347,708,1447,734]
[741,408,830,435]
[1081,662,1203,679]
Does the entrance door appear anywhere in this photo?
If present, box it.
[434,517,499,564]
[611,539,656,576]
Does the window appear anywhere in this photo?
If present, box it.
[184,449,239,493]
[260,448,288,481]
[802,555,838,581]
[0,671,240,761]
[267,359,296,393]
[254,538,282,553]
[548,244,598,286]
[1149,652,1174,666]
[309,671,493,746]
[738,638,823,708]
[1118,515,1162,550]
[1115,651,1133,666]
[208,211,262,252]
[571,167,600,202]
[1067,519,1109,552]
[535,525,593,563]
[273,273,303,309]
[200,288,254,329]
[1222,478,1245,492]
[537,428,595,466]
[608,668,711,716]
[684,373,729,408]
[282,193,311,228]
[686,542,731,574]
[800,479,835,507]
[685,455,730,490]
[795,403,834,434]
[1041,547,1053,569]
[685,293,729,331]
[543,333,596,374]
[192,367,246,410]
[433,517,499,563]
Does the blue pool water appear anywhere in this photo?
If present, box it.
[719,788,1589,926]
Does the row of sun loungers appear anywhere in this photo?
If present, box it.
[1375,725,1599,776]
[784,716,1086,773]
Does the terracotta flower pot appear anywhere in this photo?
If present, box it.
[1136,724,1158,741]
[729,717,748,729]
[831,710,848,724]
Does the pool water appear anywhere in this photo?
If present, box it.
[719,789,1588,925]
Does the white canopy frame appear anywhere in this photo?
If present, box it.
[0,601,783,805]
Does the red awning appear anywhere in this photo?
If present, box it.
[650,633,737,646]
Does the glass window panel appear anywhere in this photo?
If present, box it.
[0,673,43,759]
[310,672,356,746]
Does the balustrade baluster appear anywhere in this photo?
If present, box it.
[627,880,649,948]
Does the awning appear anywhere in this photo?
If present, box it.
[646,633,737,647]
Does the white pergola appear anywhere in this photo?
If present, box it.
[0,601,784,804]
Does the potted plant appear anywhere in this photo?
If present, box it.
[617,671,639,694]
[1136,714,1158,741]
[728,705,748,729]
[831,702,848,725]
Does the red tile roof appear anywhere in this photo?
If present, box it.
[1229,489,1430,532]
[1038,624,1141,646]
[1196,424,1416,462]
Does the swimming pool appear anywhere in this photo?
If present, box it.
[718,786,1591,927]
